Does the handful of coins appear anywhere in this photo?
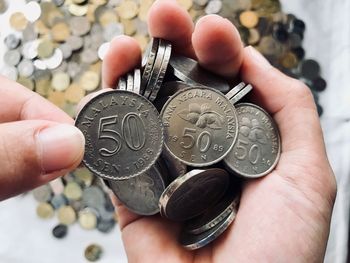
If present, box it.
[75,37,281,250]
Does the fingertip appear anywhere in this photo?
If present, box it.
[102,35,142,88]
[192,15,244,77]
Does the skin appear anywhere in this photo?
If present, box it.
[0,1,336,262]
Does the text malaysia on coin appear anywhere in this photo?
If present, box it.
[161,87,238,167]
[223,103,281,178]
[75,90,164,180]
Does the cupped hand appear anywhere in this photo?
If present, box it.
[88,1,336,262]
[0,76,85,200]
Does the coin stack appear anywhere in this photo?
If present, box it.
[75,37,281,250]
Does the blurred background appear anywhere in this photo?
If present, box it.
[0,0,349,262]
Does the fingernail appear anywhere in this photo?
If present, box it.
[37,124,85,173]
[247,46,271,69]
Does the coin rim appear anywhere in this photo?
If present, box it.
[229,84,253,105]
[141,38,159,93]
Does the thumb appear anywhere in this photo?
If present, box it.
[0,121,85,200]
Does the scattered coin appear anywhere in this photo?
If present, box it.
[85,244,103,262]
[52,224,68,239]
[58,205,77,225]
[37,202,54,219]
[79,208,98,230]
[64,181,83,201]
[33,184,52,203]
[80,71,100,91]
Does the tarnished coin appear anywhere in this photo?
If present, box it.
[159,169,230,221]
[161,87,238,167]
[179,209,236,250]
[169,55,231,94]
[106,164,167,216]
[224,103,281,178]
[141,38,159,93]
[75,90,164,180]
[79,71,100,91]
[85,244,103,262]
[52,224,68,239]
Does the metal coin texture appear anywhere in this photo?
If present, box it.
[159,169,230,222]
[169,55,231,93]
[161,87,238,167]
[228,84,253,105]
[179,210,236,250]
[141,38,159,93]
[224,103,281,178]
[75,90,164,180]
[107,164,167,215]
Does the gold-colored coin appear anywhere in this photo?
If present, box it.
[48,90,66,108]
[17,77,35,91]
[52,72,70,92]
[64,83,86,104]
[86,4,98,22]
[80,71,100,91]
[69,3,88,16]
[74,167,93,187]
[133,34,148,52]
[37,39,54,59]
[177,0,193,11]
[9,12,28,31]
[240,10,259,29]
[99,9,119,27]
[117,1,139,20]
[52,22,70,42]
[35,79,51,97]
[36,202,54,219]
[89,61,102,74]
[79,209,98,230]
[121,18,136,36]
[280,51,298,69]
[35,20,50,35]
[138,1,153,22]
[63,103,77,118]
[64,181,83,201]
[248,28,260,45]
[58,205,77,225]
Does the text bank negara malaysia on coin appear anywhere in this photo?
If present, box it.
[75,37,281,250]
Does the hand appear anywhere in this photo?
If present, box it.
[0,76,85,201]
[88,1,336,262]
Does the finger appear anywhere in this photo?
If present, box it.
[241,46,324,153]
[192,15,244,78]
[148,0,195,57]
[102,36,141,89]
[0,121,84,200]
[0,75,72,123]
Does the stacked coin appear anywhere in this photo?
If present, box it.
[75,37,281,250]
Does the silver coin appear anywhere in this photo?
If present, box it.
[23,23,38,42]
[224,103,281,178]
[0,66,18,81]
[133,68,141,95]
[51,194,68,210]
[149,41,172,102]
[82,186,106,210]
[18,59,34,77]
[141,38,159,94]
[91,33,105,51]
[169,55,231,94]
[70,16,91,36]
[143,39,166,98]
[161,148,187,181]
[67,61,81,78]
[225,82,246,101]
[43,48,63,69]
[159,169,230,221]
[205,0,223,14]
[59,43,73,60]
[161,87,238,167]
[103,23,124,42]
[66,35,84,51]
[228,84,253,105]
[4,34,21,50]
[126,72,134,92]
[4,50,21,66]
[180,209,236,250]
[98,42,110,60]
[97,219,115,233]
[117,77,126,90]
[33,184,52,203]
[81,48,99,64]
[75,90,164,180]
[107,164,167,216]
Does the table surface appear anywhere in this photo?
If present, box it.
[1,0,350,262]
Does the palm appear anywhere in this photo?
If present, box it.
[98,2,335,262]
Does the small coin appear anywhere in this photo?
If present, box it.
[0,0,7,14]
[239,10,259,29]
[18,60,34,77]
[52,72,71,91]
[33,184,52,203]
[36,202,54,219]
[74,168,94,187]
[82,186,107,210]
[79,208,98,230]
[133,68,141,94]
[301,59,320,80]
[52,22,70,42]
[70,16,91,36]
[161,87,238,167]
[117,77,127,90]
[58,205,77,225]
[10,12,28,31]
[48,90,65,107]
[66,35,84,51]
[228,84,253,105]
[4,50,21,66]
[159,169,230,221]
[177,0,193,11]
[98,42,110,60]
[248,28,260,45]
[107,164,167,216]
[75,90,164,180]
[280,51,298,69]
[37,39,54,59]
[0,66,18,81]
[23,1,41,22]
[117,0,139,20]
[79,71,100,91]
[205,0,222,14]
[311,77,327,92]
[69,3,88,16]
[17,77,35,91]
[127,72,134,92]
[169,55,231,94]
[141,38,159,93]
[85,244,103,262]
[51,194,68,210]
[97,219,115,233]
[224,103,281,178]
[5,34,21,50]
[52,224,68,239]
[43,48,63,69]
[179,209,236,250]
[22,40,39,60]
[64,181,83,201]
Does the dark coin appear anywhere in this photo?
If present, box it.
[224,103,281,178]
[75,90,164,180]
[169,55,231,94]
[5,34,21,50]
[179,209,236,250]
[85,244,103,262]
[159,169,230,221]
[291,47,305,60]
[311,77,327,92]
[107,164,167,216]
[301,59,320,80]
[97,219,115,233]
[52,224,68,239]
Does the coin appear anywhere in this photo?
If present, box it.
[240,10,259,29]
[64,181,83,201]
[58,205,77,225]
[17,77,35,91]
[127,72,134,92]
[33,184,52,203]
[225,82,246,101]
[76,90,164,180]
[205,0,222,14]
[4,50,21,66]
[79,71,100,91]
[4,34,21,50]
[85,244,103,262]
[228,84,253,105]
[179,209,236,250]
[133,68,141,94]
[18,60,34,77]
[64,83,86,104]
[169,55,231,94]
[79,208,98,230]
[311,77,327,92]
[10,12,28,31]
[74,167,93,187]
[117,77,127,90]
[0,66,18,81]
[36,202,54,219]
[0,0,7,14]
[52,224,68,239]
[52,72,71,91]
[161,148,187,181]
[224,103,281,178]
[51,194,68,210]
[52,22,70,42]
[159,169,230,221]
[97,219,115,233]
[161,87,238,167]
[301,59,320,80]
[117,0,138,20]
[107,164,167,216]
[141,38,159,94]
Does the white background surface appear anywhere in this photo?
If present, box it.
[1,0,350,262]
